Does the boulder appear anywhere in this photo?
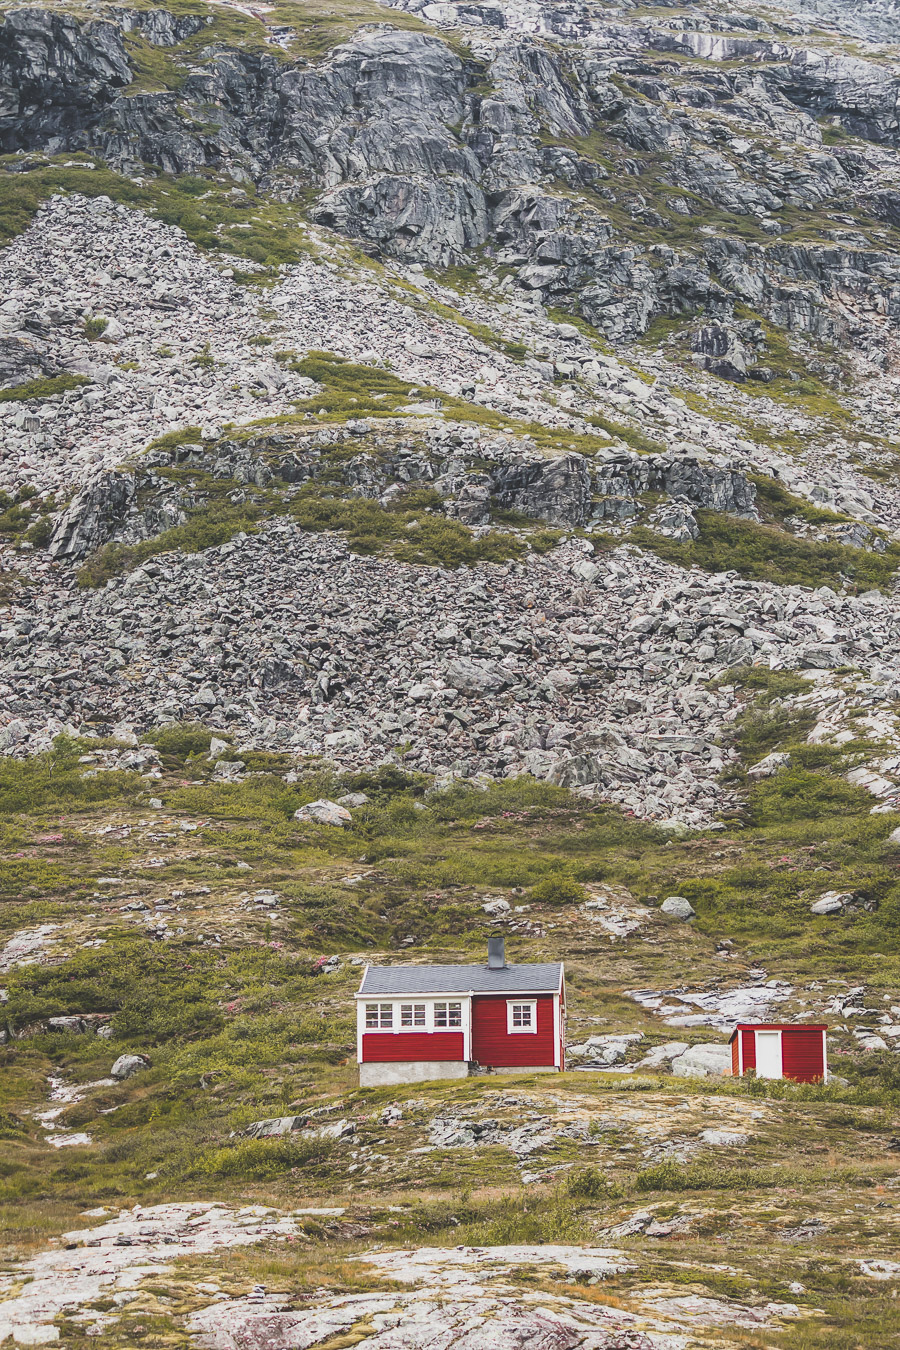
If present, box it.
[811,891,847,915]
[660,896,695,920]
[47,1016,87,1034]
[445,658,509,695]
[293,799,353,828]
[110,1054,150,1080]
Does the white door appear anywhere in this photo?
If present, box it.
[755,1031,782,1079]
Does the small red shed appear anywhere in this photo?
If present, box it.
[729,1023,827,1083]
[356,937,565,1087]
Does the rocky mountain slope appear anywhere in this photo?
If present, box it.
[2,0,900,1345]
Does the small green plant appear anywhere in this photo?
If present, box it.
[83,316,109,340]
[191,343,215,369]
[145,426,204,453]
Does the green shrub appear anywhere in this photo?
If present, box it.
[748,769,870,824]
[0,737,141,814]
[529,874,588,906]
[191,343,215,369]
[566,1166,615,1199]
[83,317,109,340]
[192,1133,335,1179]
[77,502,265,585]
[720,665,809,702]
[145,722,222,760]
[145,426,204,452]
[463,1193,590,1246]
[636,1160,764,1192]
[737,706,817,761]
[6,938,224,1043]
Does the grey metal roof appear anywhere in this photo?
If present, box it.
[358,963,563,996]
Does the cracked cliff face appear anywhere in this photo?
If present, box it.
[2,1,900,352]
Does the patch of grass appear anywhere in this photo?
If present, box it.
[528,874,587,906]
[76,500,269,586]
[289,484,524,568]
[0,158,316,272]
[587,412,668,456]
[0,374,87,403]
[145,722,224,761]
[718,665,810,703]
[752,474,848,527]
[0,488,58,545]
[748,769,871,825]
[144,426,205,453]
[191,1133,336,1179]
[0,737,142,814]
[634,511,900,593]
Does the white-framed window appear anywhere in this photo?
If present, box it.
[400,1003,426,1028]
[507,1000,537,1033]
[434,1001,462,1028]
[365,1003,393,1029]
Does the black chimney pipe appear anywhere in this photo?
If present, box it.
[487,935,506,969]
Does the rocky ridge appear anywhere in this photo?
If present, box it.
[3,0,900,829]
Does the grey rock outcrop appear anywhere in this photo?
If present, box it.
[4,5,900,348]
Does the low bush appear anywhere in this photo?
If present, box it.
[77,501,266,586]
[636,1159,768,1192]
[462,1192,591,1245]
[290,484,523,568]
[566,1166,616,1199]
[145,722,224,760]
[529,874,588,906]
[0,736,141,814]
[191,1134,335,1180]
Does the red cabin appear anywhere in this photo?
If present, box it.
[729,1023,828,1083]
[356,938,565,1087]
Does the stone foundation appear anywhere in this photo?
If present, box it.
[359,1060,472,1087]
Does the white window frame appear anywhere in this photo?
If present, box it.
[433,1001,463,1029]
[399,1002,427,1029]
[507,1000,537,1033]
[365,1002,393,1030]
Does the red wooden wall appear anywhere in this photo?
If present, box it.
[471,995,556,1068]
[731,1037,740,1077]
[735,1028,825,1081]
[781,1029,825,1082]
[361,1032,464,1063]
